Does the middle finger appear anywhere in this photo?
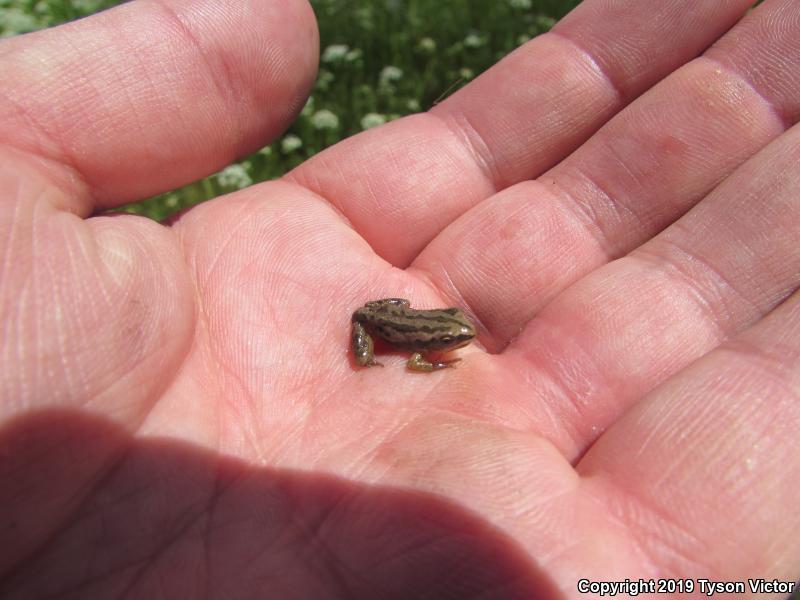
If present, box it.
[414,0,800,350]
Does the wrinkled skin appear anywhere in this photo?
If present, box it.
[1,0,799,598]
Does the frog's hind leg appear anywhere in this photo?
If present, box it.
[407,352,461,372]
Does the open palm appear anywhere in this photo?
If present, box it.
[2,0,798,598]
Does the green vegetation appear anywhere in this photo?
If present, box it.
[0,0,119,33]
[1,0,580,219]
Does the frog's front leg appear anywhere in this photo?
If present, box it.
[352,321,382,367]
[407,352,461,372]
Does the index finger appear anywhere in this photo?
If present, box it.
[287,0,754,266]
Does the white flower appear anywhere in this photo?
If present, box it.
[405,99,421,112]
[417,37,436,53]
[535,15,556,30]
[464,33,486,48]
[360,113,387,130]
[322,44,350,63]
[509,0,532,9]
[258,145,273,157]
[379,65,403,84]
[311,109,340,130]
[281,134,303,154]
[459,67,474,80]
[217,164,253,189]
[345,48,363,62]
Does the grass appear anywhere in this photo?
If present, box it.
[2,0,581,220]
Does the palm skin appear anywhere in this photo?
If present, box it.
[1,0,799,598]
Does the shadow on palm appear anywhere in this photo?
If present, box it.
[0,410,560,599]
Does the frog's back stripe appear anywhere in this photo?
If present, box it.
[387,307,466,321]
[372,314,466,332]
[371,326,451,349]
[368,317,471,350]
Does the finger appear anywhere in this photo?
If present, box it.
[0,0,318,210]
[506,117,800,458]
[577,288,800,583]
[287,0,753,266]
[415,0,800,349]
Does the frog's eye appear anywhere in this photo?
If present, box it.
[441,336,453,343]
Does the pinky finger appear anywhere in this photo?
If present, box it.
[578,288,800,580]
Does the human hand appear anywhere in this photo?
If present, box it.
[1,0,798,598]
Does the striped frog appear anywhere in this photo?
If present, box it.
[352,298,476,371]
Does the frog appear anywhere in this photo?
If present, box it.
[351,298,476,371]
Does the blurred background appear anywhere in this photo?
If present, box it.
[1,0,581,219]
